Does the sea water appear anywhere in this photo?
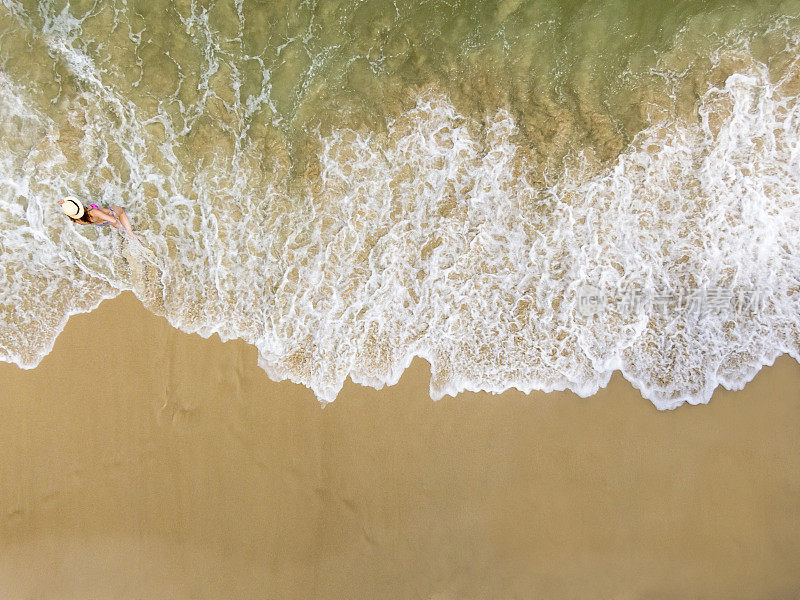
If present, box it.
[1,0,799,408]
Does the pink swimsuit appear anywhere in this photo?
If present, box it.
[88,204,115,226]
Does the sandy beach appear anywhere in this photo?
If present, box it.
[3,2,800,598]
[0,291,798,599]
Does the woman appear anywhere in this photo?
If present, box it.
[58,196,135,236]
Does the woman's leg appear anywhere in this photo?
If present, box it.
[110,206,133,235]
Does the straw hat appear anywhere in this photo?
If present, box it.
[60,196,84,219]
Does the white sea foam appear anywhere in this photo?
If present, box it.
[1,4,799,408]
[257,61,800,409]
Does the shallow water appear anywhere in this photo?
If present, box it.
[1,0,799,408]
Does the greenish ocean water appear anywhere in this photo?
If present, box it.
[1,0,799,408]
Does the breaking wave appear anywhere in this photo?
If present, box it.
[1,1,799,409]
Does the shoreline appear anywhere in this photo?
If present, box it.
[18,288,793,410]
[1,291,799,599]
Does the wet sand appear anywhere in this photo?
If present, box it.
[0,291,798,599]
